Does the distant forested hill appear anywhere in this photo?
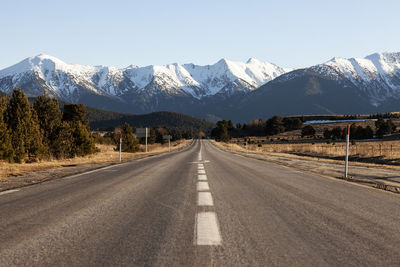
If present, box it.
[18,94,214,133]
[86,107,214,133]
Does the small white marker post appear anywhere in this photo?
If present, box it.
[163,135,172,152]
[119,132,122,163]
[145,128,148,153]
[344,125,350,179]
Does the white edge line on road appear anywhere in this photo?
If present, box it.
[0,189,20,196]
[195,212,222,245]
[197,192,214,206]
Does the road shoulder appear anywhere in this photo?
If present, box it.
[211,141,400,194]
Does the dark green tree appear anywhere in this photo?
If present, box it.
[120,123,139,152]
[283,117,303,131]
[265,116,285,135]
[62,103,95,157]
[62,104,87,122]
[375,118,396,138]
[149,128,156,144]
[323,127,344,140]
[301,125,316,137]
[33,94,62,156]
[51,121,74,159]
[211,120,231,142]
[5,89,44,162]
[71,122,96,156]
[0,97,13,162]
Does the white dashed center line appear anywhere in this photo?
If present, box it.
[197,181,210,191]
[198,174,207,181]
[194,143,222,246]
[197,191,214,206]
[196,212,222,245]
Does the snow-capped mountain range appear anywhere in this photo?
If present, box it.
[1,52,400,122]
[322,52,400,106]
[0,54,286,101]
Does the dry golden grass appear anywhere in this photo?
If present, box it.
[0,140,191,180]
[212,140,400,170]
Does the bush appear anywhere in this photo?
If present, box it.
[301,125,316,137]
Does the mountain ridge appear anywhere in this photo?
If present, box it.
[1,52,400,122]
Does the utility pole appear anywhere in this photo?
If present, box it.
[119,132,122,163]
[246,141,248,155]
[345,125,350,179]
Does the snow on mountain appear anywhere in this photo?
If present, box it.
[182,58,286,97]
[322,52,400,106]
[0,54,287,101]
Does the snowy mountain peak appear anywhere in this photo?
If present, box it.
[0,54,288,102]
[246,58,261,64]
[320,52,400,106]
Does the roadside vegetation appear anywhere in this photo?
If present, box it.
[211,114,398,142]
[0,88,196,165]
[211,114,400,165]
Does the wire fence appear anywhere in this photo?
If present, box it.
[235,140,400,160]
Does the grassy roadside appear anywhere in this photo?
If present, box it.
[0,140,191,182]
[213,140,400,171]
[211,140,400,194]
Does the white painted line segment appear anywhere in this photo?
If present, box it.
[198,169,206,174]
[0,189,20,196]
[197,192,214,206]
[198,164,204,168]
[196,212,222,245]
[198,166,204,170]
[198,174,207,181]
[197,181,210,191]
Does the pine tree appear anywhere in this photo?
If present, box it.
[301,125,316,137]
[149,128,156,144]
[71,121,96,157]
[62,103,95,157]
[33,94,62,156]
[27,108,46,161]
[120,123,139,152]
[52,121,74,159]
[5,89,44,162]
[265,116,285,136]
[0,97,13,162]
[62,104,87,122]
[211,121,231,142]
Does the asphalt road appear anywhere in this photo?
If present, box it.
[1,140,400,266]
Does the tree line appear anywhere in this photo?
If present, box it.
[211,115,398,142]
[0,89,96,163]
[211,116,304,141]
[93,123,192,153]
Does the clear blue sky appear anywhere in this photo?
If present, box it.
[1,0,399,69]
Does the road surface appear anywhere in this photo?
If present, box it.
[1,140,400,266]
